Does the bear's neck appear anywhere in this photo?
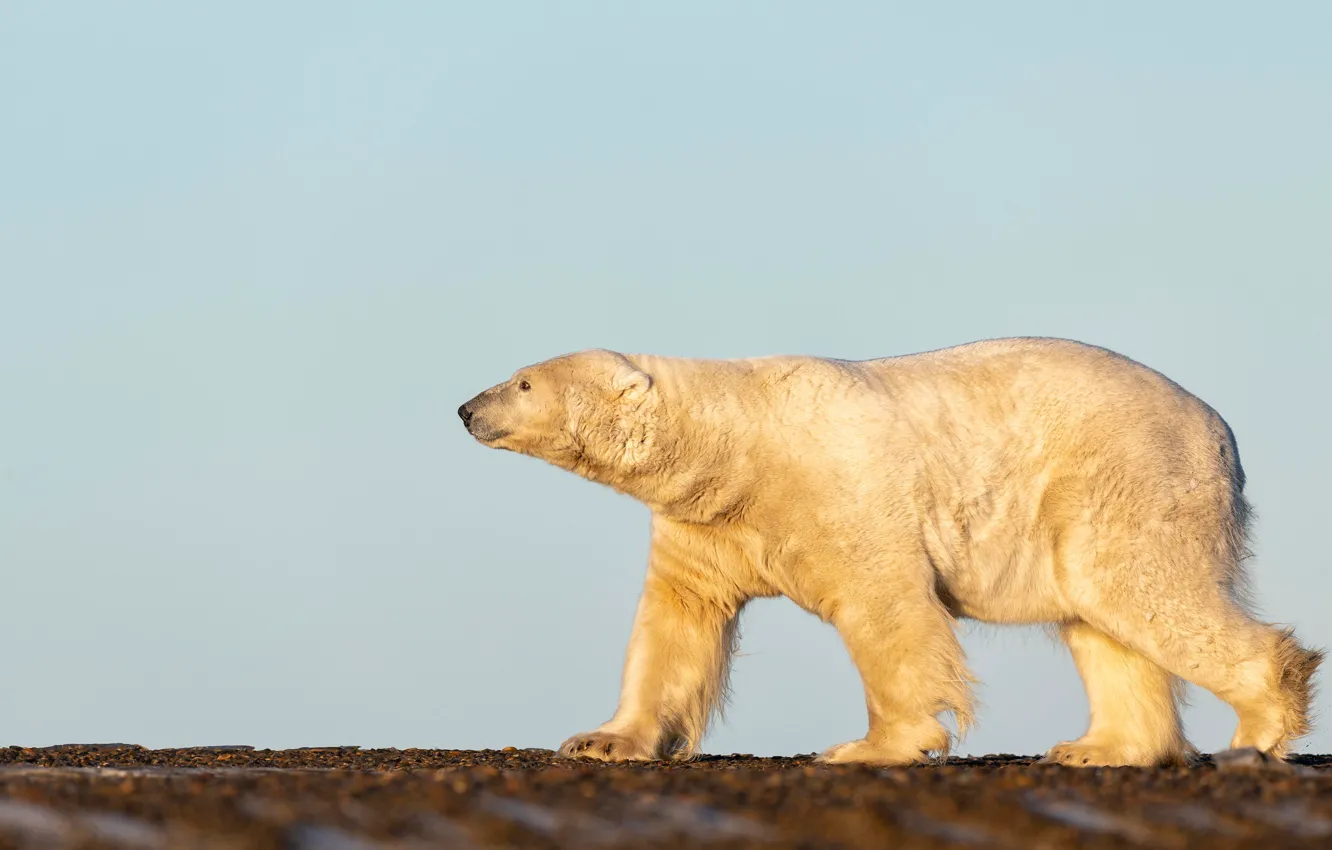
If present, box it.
[605,355,760,525]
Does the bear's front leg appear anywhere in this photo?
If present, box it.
[818,566,976,766]
[558,531,748,762]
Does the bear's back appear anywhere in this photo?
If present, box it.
[864,337,1215,421]
[860,337,1242,490]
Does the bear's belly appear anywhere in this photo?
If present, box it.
[920,487,1074,625]
[933,546,1070,625]
[942,577,1068,624]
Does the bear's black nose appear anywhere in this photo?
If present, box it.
[458,404,473,427]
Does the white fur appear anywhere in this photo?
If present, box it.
[461,338,1322,765]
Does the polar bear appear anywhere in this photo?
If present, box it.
[457,338,1321,766]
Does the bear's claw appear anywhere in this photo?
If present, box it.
[557,730,656,762]
[816,738,940,766]
[1042,738,1198,768]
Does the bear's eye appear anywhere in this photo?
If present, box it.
[518,380,532,392]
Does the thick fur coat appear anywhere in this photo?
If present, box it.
[459,338,1321,766]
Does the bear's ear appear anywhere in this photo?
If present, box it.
[611,363,653,400]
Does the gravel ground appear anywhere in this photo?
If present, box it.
[1,746,1330,848]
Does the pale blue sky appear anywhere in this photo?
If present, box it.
[3,2,1330,756]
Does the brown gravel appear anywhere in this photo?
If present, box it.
[0,746,1330,848]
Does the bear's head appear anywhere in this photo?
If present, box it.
[458,350,657,484]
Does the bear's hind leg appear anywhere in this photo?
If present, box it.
[817,573,975,766]
[1216,624,1322,755]
[1044,621,1195,766]
[1107,611,1321,758]
[1072,540,1322,759]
